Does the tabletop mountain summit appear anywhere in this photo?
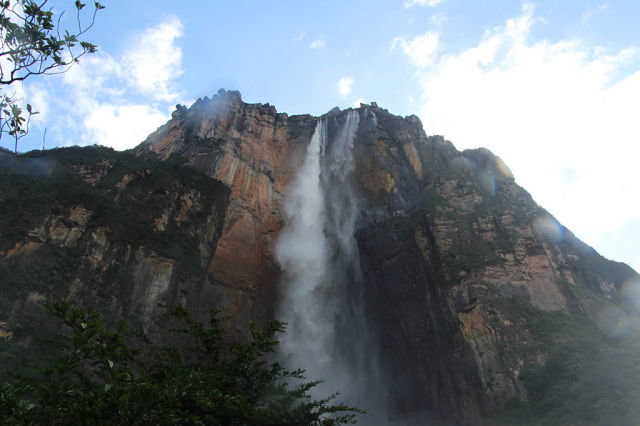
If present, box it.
[2,89,639,425]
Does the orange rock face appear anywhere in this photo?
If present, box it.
[135,90,316,326]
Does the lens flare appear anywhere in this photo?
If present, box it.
[477,170,497,195]
[533,215,565,244]
[597,305,638,338]
[495,156,514,179]
[450,155,474,171]
[620,278,640,315]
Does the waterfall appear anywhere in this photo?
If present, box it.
[276,116,333,376]
[276,110,385,421]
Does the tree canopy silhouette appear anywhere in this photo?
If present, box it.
[0,300,361,425]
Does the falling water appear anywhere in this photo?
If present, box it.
[276,110,385,421]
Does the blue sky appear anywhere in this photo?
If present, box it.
[7,1,640,273]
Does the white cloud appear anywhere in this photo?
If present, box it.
[338,76,354,99]
[392,32,439,68]
[582,3,609,24]
[353,98,366,108]
[83,104,167,151]
[309,39,325,49]
[62,53,122,96]
[122,16,184,102]
[25,83,49,126]
[404,0,444,7]
[428,12,447,27]
[26,16,185,151]
[397,4,640,267]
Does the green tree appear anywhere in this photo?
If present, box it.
[0,0,104,152]
[0,300,361,425]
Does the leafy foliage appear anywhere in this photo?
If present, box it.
[0,95,37,152]
[0,300,361,424]
[0,0,104,151]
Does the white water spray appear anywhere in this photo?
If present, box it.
[276,117,334,374]
[276,110,385,418]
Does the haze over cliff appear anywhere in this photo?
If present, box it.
[2,89,639,425]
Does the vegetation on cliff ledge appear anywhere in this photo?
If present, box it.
[0,146,229,322]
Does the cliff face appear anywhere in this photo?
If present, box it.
[0,147,229,343]
[134,91,318,332]
[349,109,639,421]
[130,90,640,423]
[134,90,639,424]
[2,90,639,424]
